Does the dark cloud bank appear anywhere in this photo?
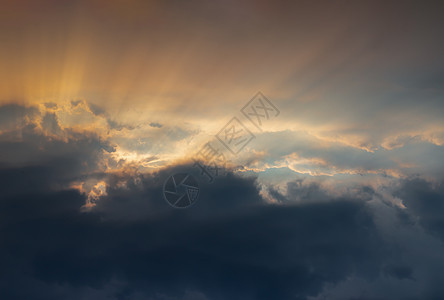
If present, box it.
[1,105,444,299]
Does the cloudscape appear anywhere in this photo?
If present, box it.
[1,1,444,299]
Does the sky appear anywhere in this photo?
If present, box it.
[0,0,444,299]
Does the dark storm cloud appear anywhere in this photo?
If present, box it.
[0,113,441,300]
[1,103,444,299]
[0,123,113,171]
[92,165,263,220]
[267,179,375,205]
[0,162,388,300]
[0,111,390,299]
[395,178,444,242]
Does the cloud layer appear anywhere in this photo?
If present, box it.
[1,110,444,299]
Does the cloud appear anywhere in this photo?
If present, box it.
[0,104,39,132]
[149,122,163,128]
[395,178,444,241]
[1,110,444,299]
[0,162,388,300]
